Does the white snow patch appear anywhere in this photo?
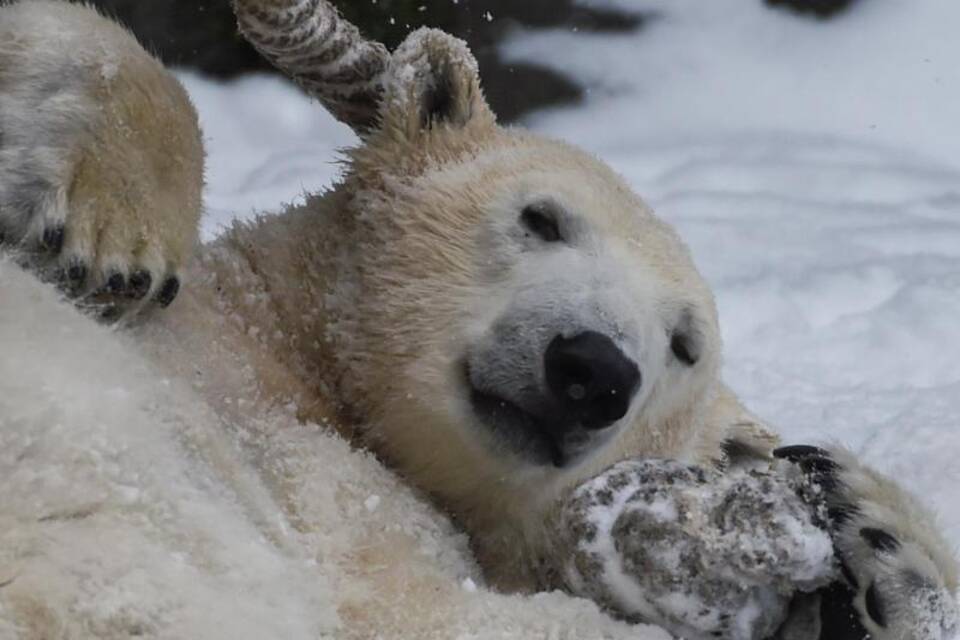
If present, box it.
[176,72,356,242]
[496,0,960,549]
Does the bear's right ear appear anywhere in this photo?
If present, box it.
[233,0,494,137]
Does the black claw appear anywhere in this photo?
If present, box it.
[156,276,180,308]
[41,226,65,254]
[785,453,841,493]
[860,528,901,553]
[127,270,152,299]
[99,305,124,323]
[773,445,831,462]
[865,582,887,628]
[799,455,840,475]
[67,262,87,286]
[105,271,126,294]
[55,260,87,296]
[828,503,860,526]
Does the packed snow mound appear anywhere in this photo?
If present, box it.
[0,260,664,638]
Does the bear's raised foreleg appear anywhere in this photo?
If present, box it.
[0,2,204,318]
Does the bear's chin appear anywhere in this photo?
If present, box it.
[463,370,613,470]
[467,386,564,467]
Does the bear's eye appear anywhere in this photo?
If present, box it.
[670,331,699,366]
[670,310,701,367]
[520,204,562,243]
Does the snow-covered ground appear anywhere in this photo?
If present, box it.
[183,0,960,548]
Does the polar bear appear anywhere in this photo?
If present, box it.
[0,1,956,639]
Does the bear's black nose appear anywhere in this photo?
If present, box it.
[544,331,641,430]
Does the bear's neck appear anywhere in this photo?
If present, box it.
[189,191,353,425]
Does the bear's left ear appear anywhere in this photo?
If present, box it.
[379,28,496,139]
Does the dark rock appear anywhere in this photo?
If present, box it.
[765,0,859,19]
[77,0,644,122]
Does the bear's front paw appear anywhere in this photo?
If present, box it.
[1,209,184,320]
[0,12,202,320]
[775,445,959,640]
[553,459,836,640]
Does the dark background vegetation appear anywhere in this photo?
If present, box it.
[81,0,855,123]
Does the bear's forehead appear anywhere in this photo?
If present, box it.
[413,134,652,221]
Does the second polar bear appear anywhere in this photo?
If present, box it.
[0,1,956,639]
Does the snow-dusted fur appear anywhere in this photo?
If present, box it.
[0,1,957,639]
[0,260,664,640]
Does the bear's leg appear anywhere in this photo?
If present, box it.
[553,453,958,640]
[0,2,204,318]
[553,459,838,640]
[775,445,959,640]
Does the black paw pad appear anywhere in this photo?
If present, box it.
[860,528,900,553]
[127,271,152,299]
[156,276,180,308]
[41,226,65,254]
[864,582,887,628]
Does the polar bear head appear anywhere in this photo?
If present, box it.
[236,1,727,566]
[314,31,723,529]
